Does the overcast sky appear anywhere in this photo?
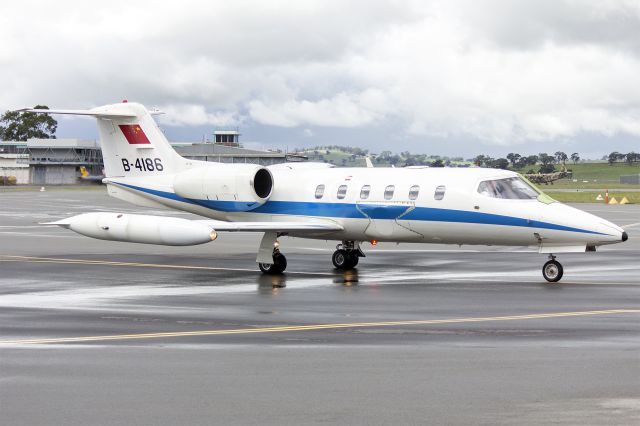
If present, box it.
[2,0,640,158]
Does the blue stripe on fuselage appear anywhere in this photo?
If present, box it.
[112,182,607,236]
[114,182,261,212]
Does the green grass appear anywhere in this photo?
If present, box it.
[514,162,640,183]
[547,191,639,203]
[567,162,640,181]
[538,181,640,189]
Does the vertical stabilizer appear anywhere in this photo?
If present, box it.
[17,102,185,178]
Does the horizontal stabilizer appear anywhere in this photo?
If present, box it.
[14,107,137,118]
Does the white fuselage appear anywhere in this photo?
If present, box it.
[105,162,625,252]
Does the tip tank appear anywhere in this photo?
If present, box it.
[45,212,217,246]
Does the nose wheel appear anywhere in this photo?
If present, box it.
[259,252,287,274]
[257,232,287,274]
[542,255,563,282]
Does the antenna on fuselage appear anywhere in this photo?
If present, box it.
[365,156,374,168]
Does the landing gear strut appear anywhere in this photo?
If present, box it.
[332,241,363,270]
[542,254,563,282]
[257,232,287,274]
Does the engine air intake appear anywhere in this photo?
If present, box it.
[254,168,273,199]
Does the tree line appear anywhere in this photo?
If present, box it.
[607,151,640,165]
[473,151,579,172]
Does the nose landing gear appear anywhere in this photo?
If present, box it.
[332,241,363,270]
[257,231,287,274]
[258,251,287,274]
[542,254,563,282]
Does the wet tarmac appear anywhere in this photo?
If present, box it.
[0,188,638,425]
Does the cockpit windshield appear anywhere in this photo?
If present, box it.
[477,177,539,200]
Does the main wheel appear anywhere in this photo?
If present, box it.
[542,260,563,282]
[332,249,349,269]
[259,253,287,274]
[332,250,359,269]
[348,251,359,267]
[258,262,276,274]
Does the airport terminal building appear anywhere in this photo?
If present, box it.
[1,139,106,184]
[0,131,297,185]
[175,130,304,165]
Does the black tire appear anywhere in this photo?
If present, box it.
[332,249,349,269]
[259,253,287,274]
[333,250,359,269]
[273,253,287,273]
[258,262,276,274]
[348,251,359,267]
[542,260,563,282]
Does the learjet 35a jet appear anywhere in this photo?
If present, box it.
[22,102,628,282]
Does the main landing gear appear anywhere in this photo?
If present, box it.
[257,238,364,274]
[332,241,364,270]
[542,254,563,282]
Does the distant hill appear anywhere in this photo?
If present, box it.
[296,146,472,167]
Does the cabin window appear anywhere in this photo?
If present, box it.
[315,184,325,199]
[434,185,446,200]
[408,185,420,200]
[477,177,538,200]
[384,185,395,200]
[360,185,371,199]
[337,185,348,199]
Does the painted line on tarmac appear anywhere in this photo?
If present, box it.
[0,255,334,277]
[1,309,637,345]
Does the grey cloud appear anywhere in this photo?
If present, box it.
[156,1,420,67]
[456,0,640,53]
[2,0,640,157]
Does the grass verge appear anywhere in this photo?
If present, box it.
[548,191,639,203]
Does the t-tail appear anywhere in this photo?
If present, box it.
[19,102,273,212]
[18,102,184,178]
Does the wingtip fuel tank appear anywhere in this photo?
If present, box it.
[46,212,217,246]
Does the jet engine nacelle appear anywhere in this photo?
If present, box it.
[47,212,217,246]
[173,164,273,211]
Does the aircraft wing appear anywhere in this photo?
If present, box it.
[198,220,343,233]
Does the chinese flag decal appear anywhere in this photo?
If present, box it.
[119,124,151,144]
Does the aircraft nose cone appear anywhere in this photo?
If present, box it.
[622,231,628,242]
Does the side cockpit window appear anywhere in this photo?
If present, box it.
[477,177,538,200]
[315,184,325,199]
[434,185,446,200]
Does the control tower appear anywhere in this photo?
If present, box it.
[213,129,241,147]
